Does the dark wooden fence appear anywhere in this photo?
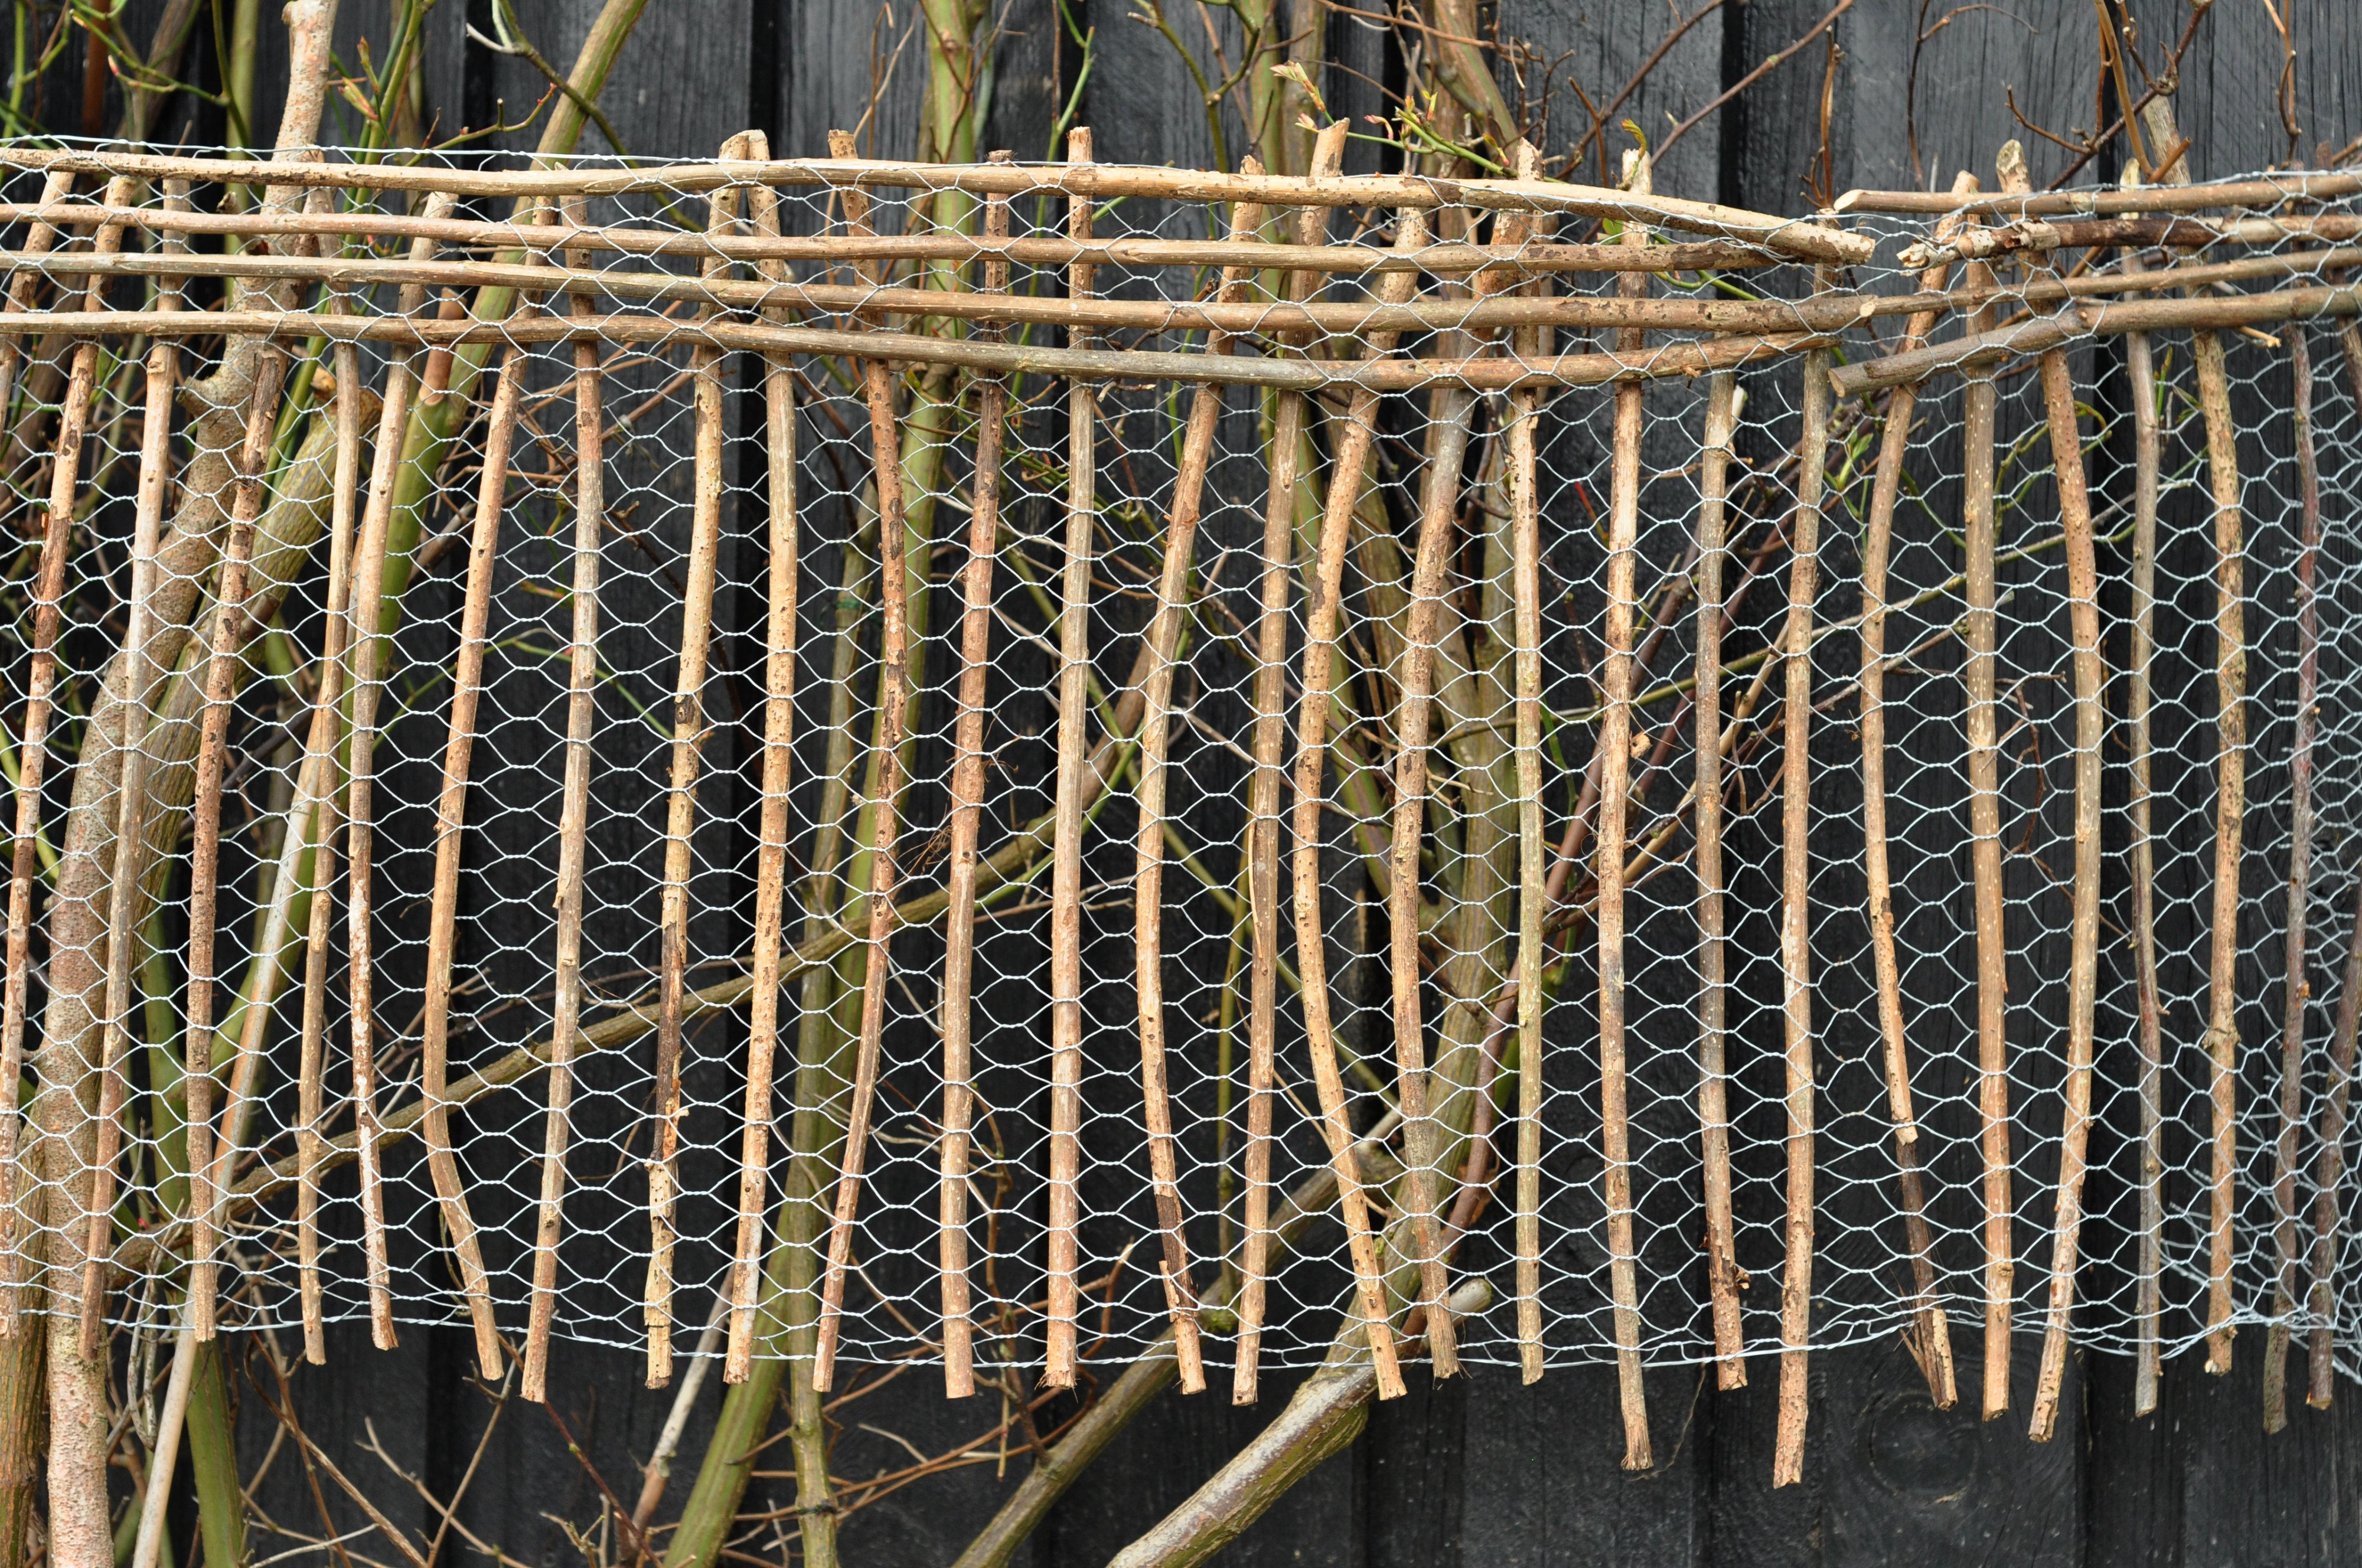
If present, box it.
[139,1,2362,1563]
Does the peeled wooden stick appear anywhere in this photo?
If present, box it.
[1858,178,1973,1413]
[727,143,802,1389]
[1693,371,1744,1388]
[2142,100,2243,1373]
[1129,176,1268,1400]
[526,197,608,1402]
[938,166,1016,1399]
[1277,196,1427,1410]
[2123,227,2166,1419]
[415,329,534,1381]
[1771,275,1834,1491]
[2264,323,2322,1434]
[812,126,918,1394]
[648,142,755,1388]
[1959,223,2012,1422]
[1043,124,1098,1390]
[2308,322,2362,1412]
[1508,146,1551,1387]
[1999,141,2104,1446]
[347,192,463,1350]
[1594,146,1657,1464]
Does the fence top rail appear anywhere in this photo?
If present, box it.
[1834,172,2362,217]
[0,146,1874,263]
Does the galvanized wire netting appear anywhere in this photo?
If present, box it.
[5,143,2361,1387]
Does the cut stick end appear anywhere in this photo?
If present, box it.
[1716,1358,1747,1391]
[1173,1314,1206,1395]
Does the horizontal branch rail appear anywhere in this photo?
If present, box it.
[1836,171,2362,216]
[0,148,1874,262]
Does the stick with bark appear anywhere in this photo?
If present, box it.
[2265,322,2322,1433]
[0,169,81,1320]
[292,180,363,1368]
[813,125,919,1393]
[938,162,1017,1399]
[1694,370,1744,1387]
[0,169,74,427]
[1996,142,2105,1445]
[1043,124,1098,1390]
[1857,176,1975,1412]
[2308,322,2362,1412]
[526,196,607,1401]
[1958,202,2013,1420]
[1132,174,1267,1399]
[1281,194,1429,1411]
[414,312,540,1382]
[729,138,802,1389]
[2141,99,2243,1374]
[2123,206,2167,1419]
[648,139,756,1386]
[347,192,463,1350]
[1508,138,1552,1386]
[1594,145,1657,1463]
[1772,273,1834,1490]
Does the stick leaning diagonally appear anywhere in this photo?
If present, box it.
[348,191,464,1351]
[1281,193,1428,1411]
[649,139,756,1388]
[526,194,606,1404]
[729,142,802,1389]
[813,126,918,1394]
[1857,174,1973,1412]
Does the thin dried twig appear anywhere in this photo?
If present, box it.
[730,138,801,1388]
[648,139,756,1387]
[1694,370,1744,1389]
[527,194,606,1404]
[1042,124,1098,1391]
[815,124,919,1394]
[2003,139,2104,1446]
[1772,272,1834,1491]
[347,192,463,1350]
[2265,321,2322,1433]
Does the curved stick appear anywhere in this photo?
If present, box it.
[347,191,462,1350]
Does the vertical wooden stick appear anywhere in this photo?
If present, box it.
[2308,322,2362,1412]
[2264,323,2321,1434]
[938,162,1016,1399]
[1694,371,1744,1389]
[648,142,756,1388]
[2001,144,2104,1446]
[813,127,916,1393]
[1042,123,1097,1391]
[1771,278,1833,1491]
[527,195,607,1402]
[728,143,801,1389]
[1508,150,1551,1389]
[1858,179,1974,1413]
[415,326,533,1381]
[1280,196,1427,1410]
[1595,148,1656,1465]
[0,169,76,447]
[295,182,359,1370]
[1127,177,1268,1402]
[1960,231,2012,1422]
[2124,237,2165,1419]
[347,191,463,1351]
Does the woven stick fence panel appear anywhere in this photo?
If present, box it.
[8,142,2362,1418]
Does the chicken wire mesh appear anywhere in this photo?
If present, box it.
[2,142,2360,1398]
